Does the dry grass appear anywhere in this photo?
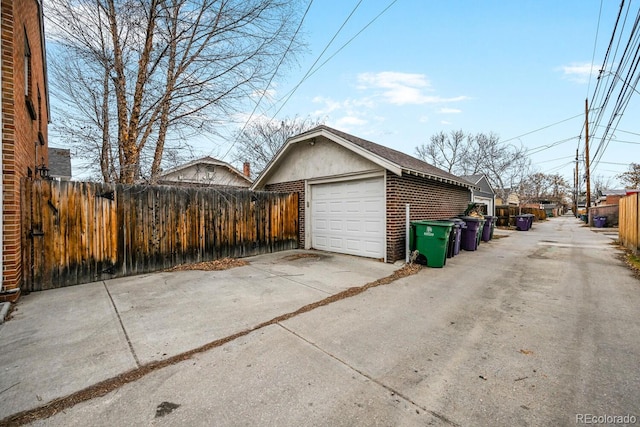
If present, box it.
[164,257,248,272]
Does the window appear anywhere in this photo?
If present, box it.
[24,28,36,120]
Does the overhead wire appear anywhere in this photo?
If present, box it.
[585,1,640,178]
[218,0,315,160]
[500,113,583,145]
[267,0,399,120]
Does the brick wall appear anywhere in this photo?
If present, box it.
[264,180,304,247]
[386,172,471,262]
[2,0,49,290]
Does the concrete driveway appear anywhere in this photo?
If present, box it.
[3,215,639,426]
[0,250,396,420]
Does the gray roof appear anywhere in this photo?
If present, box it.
[460,174,483,185]
[300,125,471,187]
[48,147,72,178]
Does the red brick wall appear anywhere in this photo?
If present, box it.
[264,174,470,263]
[264,180,304,248]
[386,172,471,262]
[2,0,49,290]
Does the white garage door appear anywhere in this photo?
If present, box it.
[310,177,385,258]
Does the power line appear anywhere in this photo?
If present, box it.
[587,0,605,96]
[500,113,584,145]
[218,0,315,161]
[268,0,399,120]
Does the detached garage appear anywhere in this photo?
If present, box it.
[252,125,474,263]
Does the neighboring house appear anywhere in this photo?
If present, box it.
[1,0,50,299]
[596,188,627,206]
[496,191,520,206]
[47,147,72,181]
[252,125,474,263]
[461,174,496,216]
[157,157,252,188]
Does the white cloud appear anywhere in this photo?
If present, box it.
[419,115,430,123]
[558,62,598,84]
[335,116,368,127]
[357,71,469,105]
[440,120,452,125]
[438,107,462,114]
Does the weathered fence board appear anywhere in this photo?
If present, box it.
[495,205,546,227]
[619,193,639,254]
[22,180,298,291]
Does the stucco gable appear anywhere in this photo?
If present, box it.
[253,126,474,190]
[261,135,383,185]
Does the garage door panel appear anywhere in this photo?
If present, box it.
[311,177,384,259]
[346,220,361,232]
[329,220,343,232]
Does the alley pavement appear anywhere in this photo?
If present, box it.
[2,215,638,426]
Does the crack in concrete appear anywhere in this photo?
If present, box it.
[103,281,141,368]
[277,323,460,427]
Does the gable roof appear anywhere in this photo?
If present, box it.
[253,125,475,190]
[461,174,495,194]
[158,156,252,184]
[48,147,72,179]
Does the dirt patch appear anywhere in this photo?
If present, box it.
[2,262,423,426]
[280,253,329,261]
[490,234,510,240]
[164,258,248,272]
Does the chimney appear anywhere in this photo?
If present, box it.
[243,162,251,178]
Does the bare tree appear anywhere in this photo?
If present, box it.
[414,130,467,174]
[618,163,640,188]
[415,131,530,201]
[46,0,306,183]
[231,115,323,179]
[518,172,570,206]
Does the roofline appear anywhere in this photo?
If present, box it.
[253,128,477,190]
[161,157,252,184]
[253,128,402,189]
[404,169,477,190]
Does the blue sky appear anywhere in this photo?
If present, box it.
[212,0,638,189]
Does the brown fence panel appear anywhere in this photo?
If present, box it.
[619,193,639,254]
[22,180,299,291]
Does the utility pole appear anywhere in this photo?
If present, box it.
[584,98,591,225]
[575,148,579,217]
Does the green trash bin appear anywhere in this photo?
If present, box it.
[475,218,486,248]
[411,220,454,268]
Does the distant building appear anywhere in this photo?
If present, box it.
[461,174,496,216]
[48,148,72,181]
[157,157,252,188]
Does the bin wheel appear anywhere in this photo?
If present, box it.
[415,253,428,265]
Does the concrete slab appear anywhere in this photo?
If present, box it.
[106,267,329,364]
[0,250,395,420]
[246,250,397,294]
[0,281,136,418]
[31,325,439,426]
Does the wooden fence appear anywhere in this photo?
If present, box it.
[619,193,639,254]
[21,179,298,291]
[495,205,547,227]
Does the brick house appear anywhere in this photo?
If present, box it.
[1,0,49,299]
[251,125,473,263]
